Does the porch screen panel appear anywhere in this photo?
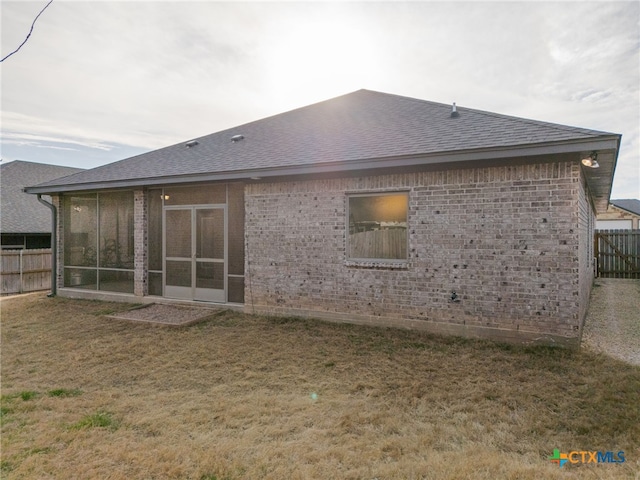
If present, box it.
[99,270,134,294]
[196,263,224,290]
[228,183,245,276]
[165,210,191,258]
[148,272,163,296]
[166,261,191,287]
[148,189,163,271]
[64,268,97,290]
[228,276,244,303]
[196,209,224,259]
[164,185,226,205]
[64,194,97,267]
[99,192,134,269]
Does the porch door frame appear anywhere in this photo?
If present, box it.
[163,204,227,302]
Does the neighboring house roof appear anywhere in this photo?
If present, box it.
[1,160,84,234]
[25,89,620,211]
[610,199,640,216]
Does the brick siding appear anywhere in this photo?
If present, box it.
[134,189,148,296]
[577,169,596,337]
[53,195,64,291]
[245,160,587,345]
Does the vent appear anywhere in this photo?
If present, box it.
[450,102,460,118]
[185,140,199,148]
[231,134,244,143]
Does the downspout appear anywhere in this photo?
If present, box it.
[36,194,57,297]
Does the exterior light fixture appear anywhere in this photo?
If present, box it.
[581,151,599,168]
[161,194,170,200]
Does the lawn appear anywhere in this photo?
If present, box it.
[1,293,639,479]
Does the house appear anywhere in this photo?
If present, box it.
[1,160,84,249]
[25,90,621,346]
[596,199,640,230]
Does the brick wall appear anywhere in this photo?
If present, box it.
[245,160,584,345]
[577,167,596,336]
[53,195,64,291]
[134,189,148,296]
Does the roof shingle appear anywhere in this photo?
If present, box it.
[29,89,618,192]
[611,199,640,216]
[1,161,84,233]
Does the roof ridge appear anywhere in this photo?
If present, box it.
[209,89,454,138]
[357,90,615,137]
[456,104,615,137]
[0,159,84,170]
[356,89,453,109]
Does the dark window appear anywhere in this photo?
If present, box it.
[1,235,26,249]
[25,235,51,249]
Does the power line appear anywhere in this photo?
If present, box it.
[1,0,55,63]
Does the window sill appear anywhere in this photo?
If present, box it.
[345,260,409,270]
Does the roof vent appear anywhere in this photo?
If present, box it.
[185,140,199,148]
[450,102,460,118]
[231,134,244,143]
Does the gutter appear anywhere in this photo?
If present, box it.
[36,194,57,297]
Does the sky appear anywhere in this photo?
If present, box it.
[1,0,639,199]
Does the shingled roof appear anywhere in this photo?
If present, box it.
[611,199,640,216]
[26,90,620,210]
[1,160,84,234]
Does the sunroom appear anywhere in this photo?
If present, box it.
[60,183,245,303]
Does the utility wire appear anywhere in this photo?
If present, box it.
[1,0,54,63]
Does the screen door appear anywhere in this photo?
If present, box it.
[164,206,226,302]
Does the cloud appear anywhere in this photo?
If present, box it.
[1,1,638,197]
[0,111,161,152]
[2,131,111,151]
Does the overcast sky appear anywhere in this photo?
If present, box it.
[1,1,638,199]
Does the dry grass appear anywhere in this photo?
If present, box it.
[1,293,639,479]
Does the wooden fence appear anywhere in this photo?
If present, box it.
[594,230,640,279]
[349,229,407,260]
[0,249,52,295]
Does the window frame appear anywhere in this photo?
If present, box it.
[346,191,409,264]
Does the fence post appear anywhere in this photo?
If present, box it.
[19,249,24,293]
